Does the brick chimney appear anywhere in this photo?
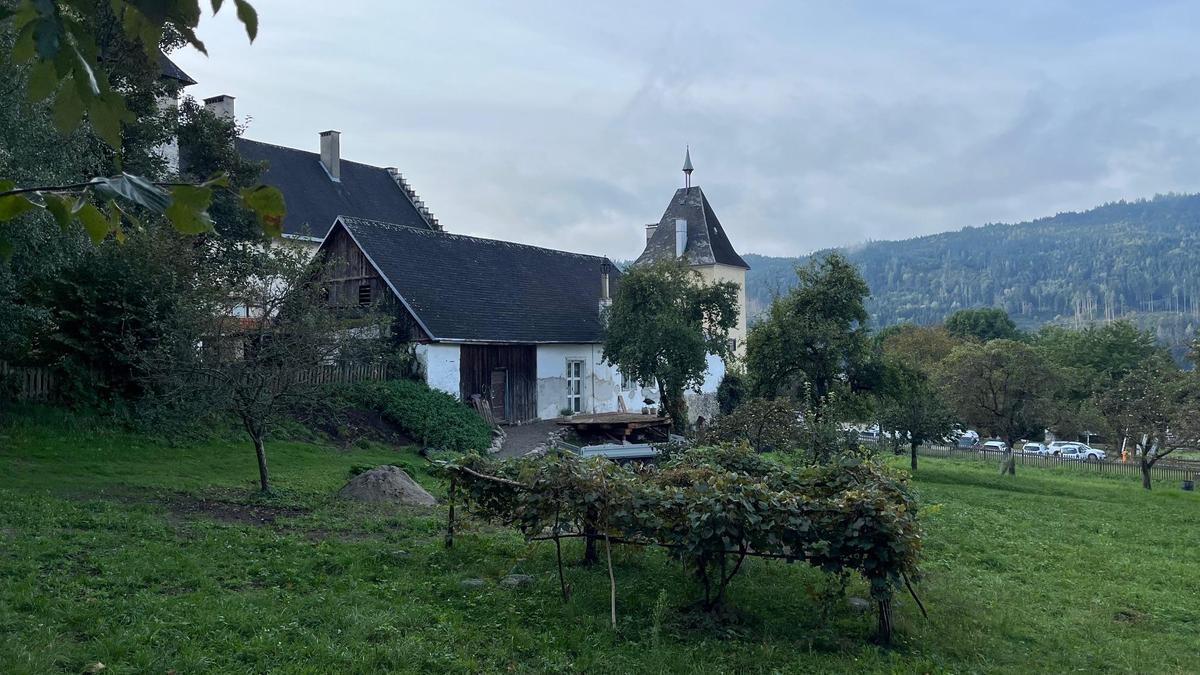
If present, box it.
[320,130,341,182]
[645,223,658,245]
[203,94,235,120]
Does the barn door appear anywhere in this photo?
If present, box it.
[489,368,508,422]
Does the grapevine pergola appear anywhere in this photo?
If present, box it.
[439,446,925,644]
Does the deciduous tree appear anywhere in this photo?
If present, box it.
[602,259,738,431]
[939,339,1059,475]
[944,307,1019,342]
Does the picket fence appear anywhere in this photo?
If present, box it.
[913,443,1200,485]
[0,362,55,401]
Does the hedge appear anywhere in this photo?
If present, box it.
[340,380,493,453]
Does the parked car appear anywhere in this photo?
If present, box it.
[1022,442,1051,456]
[982,440,1009,452]
[956,429,981,448]
[1059,444,1106,462]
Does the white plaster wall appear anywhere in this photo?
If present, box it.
[415,343,460,396]
[535,344,657,419]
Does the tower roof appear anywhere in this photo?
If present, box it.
[634,186,749,269]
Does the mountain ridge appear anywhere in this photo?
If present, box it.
[743,193,1200,353]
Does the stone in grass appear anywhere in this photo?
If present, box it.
[460,578,486,589]
[847,597,872,613]
[500,574,535,588]
[337,465,437,506]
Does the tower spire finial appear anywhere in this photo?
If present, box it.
[682,146,693,188]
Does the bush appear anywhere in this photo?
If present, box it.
[704,397,802,453]
[716,369,746,415]
[340,380,493,453]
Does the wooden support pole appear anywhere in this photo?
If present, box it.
[445,475,456,548]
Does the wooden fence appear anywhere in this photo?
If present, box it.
[1,361,390,401]
[0,361,55,401]
[912,443,1200,485]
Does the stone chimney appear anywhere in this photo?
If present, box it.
[203,94,236,120]
[674,218,687,258]
[645,223,658,245]
[320,130,341,182]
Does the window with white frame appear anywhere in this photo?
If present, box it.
[566,359,584,413]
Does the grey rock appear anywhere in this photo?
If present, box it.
[460,578,486,589]
[500,574,535,588]
[337,465,437,506]
[847,597,872,613]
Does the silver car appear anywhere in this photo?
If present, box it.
[1059,444,1106,462]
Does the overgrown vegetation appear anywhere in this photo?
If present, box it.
[337,379,493,454]
[3,409,1197,673]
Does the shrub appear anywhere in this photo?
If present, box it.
[340,380,492,453]
[704,397,802,453]
[716,370,746,415]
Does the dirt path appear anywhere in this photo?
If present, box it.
[495,420,561,458]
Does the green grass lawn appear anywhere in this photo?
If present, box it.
[2,407,1198,674]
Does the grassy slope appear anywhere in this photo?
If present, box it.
[2,409,1198,674]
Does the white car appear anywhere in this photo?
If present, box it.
[1059,444,1106,462]
[982,440,1009,452]
[1022,442,1051,456]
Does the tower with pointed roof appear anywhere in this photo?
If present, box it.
[635,150,750,355]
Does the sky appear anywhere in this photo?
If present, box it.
[174,1,1200,261]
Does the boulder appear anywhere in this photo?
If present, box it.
[337,465,437,506]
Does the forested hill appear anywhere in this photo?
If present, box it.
[745,193,1200,349]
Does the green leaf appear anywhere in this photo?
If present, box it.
[26,59,58,102]
[240,184,286,237]
[52,76,83,133]
[76,202,110,243]
[42,193,72,230]
[0,193,36,221]
[165,185,214,234]
[91,174,171,213]
[211,0,226,12]
[233,0,258,41]
[87,90,130,149]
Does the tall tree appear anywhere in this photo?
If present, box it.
[939,339,1059,475]
[1098,357,1200,490]
[877,323,962,375]
[602,259,739,431]
[877,358,956,471]
[944,307,1019,342]
[143,245,387,492]
[746,252,872,414]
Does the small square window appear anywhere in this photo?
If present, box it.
[358,284,372,305]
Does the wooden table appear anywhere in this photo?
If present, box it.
[556,412,671,444]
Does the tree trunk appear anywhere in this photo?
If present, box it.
[1140,459,1152,491]
[253,432,270,492]
[910,441,919,472]
[1003,436,1016,475]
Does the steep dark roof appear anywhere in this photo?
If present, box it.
[634,186,749,269]
[236,138,434,239]
[158,53,196,86]
[327,217,617,343]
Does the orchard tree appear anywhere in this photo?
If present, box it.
[746,252,873,415]
[144,246,388,492]
[944,307,1018,342]
[877,323,961,375]
[602,259,739,431]
[1098,357,1200,490]
[939,339,1059,475]
[877,359,956,471]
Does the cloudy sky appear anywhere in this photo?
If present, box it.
[174,1,1200,261]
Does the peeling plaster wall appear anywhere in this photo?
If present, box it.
[533,344,723,423]
[535,344,656,419]
[415,343,461,396]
